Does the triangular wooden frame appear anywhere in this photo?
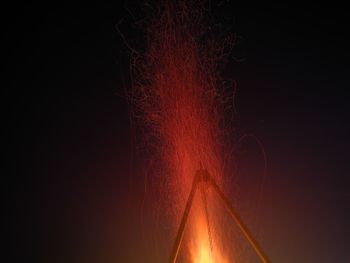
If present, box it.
[168,168,270,263]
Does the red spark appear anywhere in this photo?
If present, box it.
[133,1,236,262]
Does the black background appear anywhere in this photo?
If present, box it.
[8,2,350,262]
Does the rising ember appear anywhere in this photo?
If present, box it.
[134,1,233,262]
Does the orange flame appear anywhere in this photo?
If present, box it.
[190,215,229,263]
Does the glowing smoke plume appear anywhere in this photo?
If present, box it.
[133,1,235,262]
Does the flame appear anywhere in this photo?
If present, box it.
[190,215,229,263]
[191,216,214,263]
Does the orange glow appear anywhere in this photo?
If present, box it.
[135,1,234,262]
[190,214,229,263]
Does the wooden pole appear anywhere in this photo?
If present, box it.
[208,175,270,263]
[168,173,199,263]
[168,169,270,263]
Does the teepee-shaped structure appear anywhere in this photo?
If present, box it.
[169,168,270,263]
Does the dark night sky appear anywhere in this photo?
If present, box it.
[8,2,350,262]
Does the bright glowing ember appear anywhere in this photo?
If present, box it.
[134,1,233,262]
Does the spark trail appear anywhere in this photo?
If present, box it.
[133,1,235,262]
